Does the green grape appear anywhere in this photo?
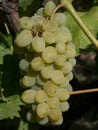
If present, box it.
[51,114,63,125]
[19,59,29,73]
[60,61,72,75]
[53,13,66,26]
[43,1,56,16]
[51,70,65,85]
[54,54,66,67]
[31,15,45,25]
[36,103,49,118]
[47,97,60,109]
[31,36,46,53]
[43,81,58,97]
[43,20,58,32]
[59,77,69,88]
[42,31,56,44]
[66,72,73,81]
[42,46,57,63]
[37,117,49,125]
[26,110,37,123]
[21,75,36,88]
[35,90,48,103]
[68,42,76,48]
[19,16,35,30]
[36,74,46,86]
[37,8,44,16]
[59,101,69,112]
[21,89,36,104]
[68,57,76,66]
[31,56,45,71]
[48,108,62,121]
[55,42,66,54]
[65,83,73,92]
[65,45,76,58]
[41,64,54,80]
[32,85,41,91]
[55,88,70,101]
[15,30,33,47]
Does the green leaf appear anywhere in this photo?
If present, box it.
[65,6,98,54]
[0,95,22,120]
[19,0,34,11]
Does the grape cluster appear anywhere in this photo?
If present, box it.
[14,1,76,125]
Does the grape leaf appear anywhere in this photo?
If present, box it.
[65,6,98,54]
[19,0,34,11]
[0,95,22,120]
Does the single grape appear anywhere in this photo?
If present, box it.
[21,89,36,104]
[36,74,46,86]
[32,85,41,91]
[37,8,44,16]
[66,72,73,81]
[19,59,29,73]
[59,101,69,112]
[36,103,49,118]
[65,45,76,58]
[31,56,45,71]
[31,36,45,53]
[42,46,57,63]
[15,30,33,47]
[31,15,45,25]
[51,114,63,125]
[68,58,76,66]
[55,42,66,54]
[35,90,48,103]
[65,83,73,92]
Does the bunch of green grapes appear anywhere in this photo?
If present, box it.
[14,1,76,125]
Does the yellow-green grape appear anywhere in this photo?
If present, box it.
[66,72,73,81]
[32,85,41,91]
[43,1,56,16]
[54,54,66,67]
[65,83,73,92]
[54,27,72,43]
[31,15,45,25]
[37,8,44,16]
[31,56,45,71]
[41,64,54,80]
[52,114,63,125]
[48,108,62,121]
[65,45,76,58]
[55,88,70,101]
[21,75,36,88]
[53,13,66,26]
[59,77,69,88]
[51,70,65,85]
[19,16,34,30]
[15,30,33,47]
[35,90,48,103]
[42,46,57,63]
[38,117,49,125]
[26,110,37,123]
[68,42,76,48]
[36,74,46,86]
[19,59,29,73]
[47,97,60,109]
[21,89,36,104]
[31,36,45,53]
[59,101,69,112]
[36,103,49,118]
[68,58,76,66]
[60,61,72,75]
[43,81,58,97]
[42,31,56,44]
[55,42,66,54]
[43,20,58,32]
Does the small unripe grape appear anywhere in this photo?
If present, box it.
[51,70,65,85]
[43,81,58,97]
[68,58,76,66]
[31,57,45,71]
[47,97,60,109]
[43,1,56,16]
[21,89,36,104]
[41,64,54,80]
[55,42,66,54]
[31,36,45,53]
[36,103,49,118]
[59,101,69,112]
[21,75,36,88]
[35,90,48,103]
[15,30,32,47]
[55,88,70,101]
[42,46,57,63]
[65,45,76,58]
[53,13,66,26]
[19,59,29,73]
[37,8,44,16]
[48,108,62,121]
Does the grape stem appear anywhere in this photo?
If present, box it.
[70,88,98,95]
[61,0,98,48]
